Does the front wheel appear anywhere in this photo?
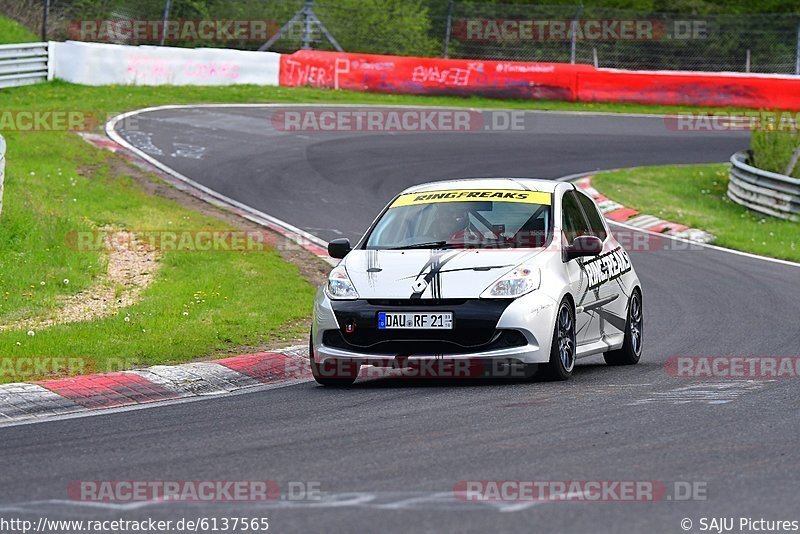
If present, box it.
[540,298,576,381]
[309,333,359,387]
[604,289,643,366]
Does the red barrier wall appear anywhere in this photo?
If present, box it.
[279,50,594,101]
[576,69,800,110]
[280,50,800,110]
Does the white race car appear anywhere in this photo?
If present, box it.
[310,178,643,386]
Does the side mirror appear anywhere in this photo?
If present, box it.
[566,235,603,261]
[328,238,352,259]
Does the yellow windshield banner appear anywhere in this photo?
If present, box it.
[391,189,552,208]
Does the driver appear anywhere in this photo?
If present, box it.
[428,203,471,242]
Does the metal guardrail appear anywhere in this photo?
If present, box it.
[0,42,49,89]
[728,151,800,221]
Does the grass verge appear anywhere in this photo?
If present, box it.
[0,86,339,383]
[0,14,38,44]
[593,164,800,262]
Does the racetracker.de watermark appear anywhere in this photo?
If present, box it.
[67,480,322,502]
[453,480,707,502]
[664,111,800,132]
[270,109,530,133]
[68,19,278,43]
[66,229,280,253]
[0,357,92,379]
[666,356,800,379]
[0,111,99,132]
[0,110,141,132]
[310,358,532,379]
[453,18,707,42]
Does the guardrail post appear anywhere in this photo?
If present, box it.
[785,145,800,177]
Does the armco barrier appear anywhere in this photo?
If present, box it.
[0,42,49,89]
[51,41,280,86]
[728,151,800,221]
[279,50,800,111]
[279,50,594,100]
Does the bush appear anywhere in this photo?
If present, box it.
[751,130,800,179]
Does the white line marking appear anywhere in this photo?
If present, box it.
[0,490,573,514]
[108,104,793,269]
[106,108,329,252]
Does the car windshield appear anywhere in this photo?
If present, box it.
[365,189,553,249]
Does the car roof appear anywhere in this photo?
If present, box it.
[401,177,561,195]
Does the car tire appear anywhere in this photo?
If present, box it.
[604,289,643,366]
[540,298,576,381]
[309,332,359,387]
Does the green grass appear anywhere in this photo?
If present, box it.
[751,130,800,179]
[0,128,315,381]
[0,80,793,382]
[0,85,332,383]
[0,15,38,44]
[593,164,800,262]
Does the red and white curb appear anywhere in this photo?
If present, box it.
[574,175,716,244]
[0,347,311,424]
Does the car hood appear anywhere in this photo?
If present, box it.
[342,248,544,300]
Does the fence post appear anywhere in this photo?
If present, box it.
[302,0,314,49]
[796,21,800,75]
[41,0,50,41]
[570,5,584,64]
[746,49,751,73]
[443,0,454,58]
[159,0,172,46]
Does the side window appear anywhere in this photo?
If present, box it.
[577,193,608,241]
[562,192,590,245]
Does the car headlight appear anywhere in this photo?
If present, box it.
[326,265,359,300]
[481,265,540,298]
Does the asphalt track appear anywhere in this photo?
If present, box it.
[2,106,799,533]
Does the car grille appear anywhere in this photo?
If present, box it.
[327,299,521,355]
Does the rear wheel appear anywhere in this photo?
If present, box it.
[540,298,576,381]
[604,289,643,366]
[309,332,359,387]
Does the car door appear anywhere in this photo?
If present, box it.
[576,192,628,342]
[561,191,596,345]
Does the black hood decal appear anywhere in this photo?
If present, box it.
[409,250,467,300]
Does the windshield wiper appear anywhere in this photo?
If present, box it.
[388,241,456,250]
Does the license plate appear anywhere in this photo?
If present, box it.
[378,312,453,330]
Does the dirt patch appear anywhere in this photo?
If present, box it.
[0,230,159,332]
[99,153,331,288]
[83,145,331,356]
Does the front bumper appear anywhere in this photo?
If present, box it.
[312,289,559,367]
